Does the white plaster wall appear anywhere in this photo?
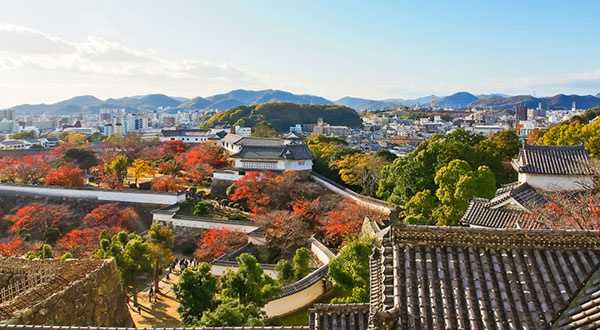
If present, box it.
[248,235,267,246]
[519,173,594,191]
[310,174,391,214]
[310,239,335,265]
[163,217,260,233]
[263,279,325,317]
[213,171,242,181]
[211,264,278,279]
[0,185,183,205]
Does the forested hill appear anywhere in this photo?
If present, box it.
[200,102,363,131]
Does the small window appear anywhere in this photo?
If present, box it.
[239,171,246,176]
[170,138,175,140]
[298,161,305,166]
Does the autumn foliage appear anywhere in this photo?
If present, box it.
[11,203,73,240]
[0,239,22,256]
[45,163,84,186]
[151,176,186,192]
[82,203,139,231]
[58,228,103,254]
[230,171,273,214]
[195,228,247,261]
[325,199,371,244]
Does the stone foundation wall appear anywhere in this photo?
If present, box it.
[5,259,134,327]
[209,178,234,198]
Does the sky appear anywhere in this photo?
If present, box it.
[0,0,599,108]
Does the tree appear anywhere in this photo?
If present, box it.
[403,189,437,225]
[145,224,175,293]
[325,199,370,244]
[328,239,372,303]
[275,259,294,285]
[151,176,186,192]
[82,203,139,231]
[10,130,37,140]
[58,227,103,256]
[158,159,183,177]
[433,159,496,226]
[65,132,87,145]
[194,201,212,216]
[306,134,348,181]
[63,148,99,170]
[251,121,279,138]
[230,171,272,214]
[44,227,60,245]
[293,247,311,280]
[199,298,264,327]
[86,132,107,143]
[537,122,584,146]
[182,144,227,168]
[45,164,84,186]
[526,128,546,144]
[195,228,247,262]
[220,253,281,307]
[11,204,72,240]
[105,155,129,182]
[128,158,152,186]
[492,130,521,160]
[173,263,218,326]
[0,239,21,256]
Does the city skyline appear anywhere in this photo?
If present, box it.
[1,1,599,108]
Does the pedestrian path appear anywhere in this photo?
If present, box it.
[128,270,182,327]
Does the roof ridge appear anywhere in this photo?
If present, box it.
[393,225,600,250]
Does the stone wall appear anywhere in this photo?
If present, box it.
[4,259,134,327]
[209,178,233,199]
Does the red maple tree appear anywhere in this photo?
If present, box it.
[57,227,104,255]
[195,228,247,261]
[325,199,370,244]
[82,203,139,231]
[230,171,273,214]
[11,204,73,240]
[151,176,186,192]
[45,164,85,186]
[0,239,22,256]
[181,145,227,168]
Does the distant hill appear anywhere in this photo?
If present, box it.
[8,95,101,115]
[435,92,478,109]
[178,89,333,110]
[335,97,401,111]
[177,96,211,110]
[468,94,600,110]
[200,102,362,131]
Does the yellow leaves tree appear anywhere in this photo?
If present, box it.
[65,132,87,145]
[128,158,152,187]
[537,120,600,158]
[332,153,370,186]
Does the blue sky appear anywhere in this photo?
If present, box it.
[0,0,599,107]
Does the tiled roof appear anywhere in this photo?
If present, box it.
[160,129,215,137]
[369,225,600,329]
[235,137,286,147]
[230,144,313,160]
[488,182,547,210]
[309,303,369,330]
[512,144,593,176]
[276,264,329,299]
[552,267,600,329]
[460,198,542,229]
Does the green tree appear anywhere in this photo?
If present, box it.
[199,297,264,327]
[86,132,107,143]
[220,253,281,307]
[105,155,129,182]
[275,259,294,285]
[251,121,279,138]
[44,227,60,245]
[39,244,53,259]
[11,130,37,140]
[173,263,218,326]
[492,130,521,160]
[60,251,72,261]
[145,224,175,294]
[63,148,99,170]
[194,201,212,216]
[292,247,311,280]
[433,159,496,226]
[328,239,372,303]
[403,189,437,225]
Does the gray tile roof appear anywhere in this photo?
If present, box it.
[487,182,548,210]
[370,225,600,329]
[276,264,329,299]
[0,326,308,330]
[309,303,369,330]
[236,137,286,147]
[512,144,594,176]
[552,267,600,329]
[231,144,313,160]
[460,198,542,229]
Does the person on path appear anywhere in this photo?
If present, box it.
[137,305,141,315]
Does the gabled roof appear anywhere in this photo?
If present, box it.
[552,267,600,329]
[512,144,593,176]
[487,182,548,210]
[460,198,541,229]
[230,144,313,161]
[370,225,600,329]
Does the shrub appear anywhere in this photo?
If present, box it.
[194,201,212,216]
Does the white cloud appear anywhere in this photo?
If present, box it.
[0,24,266,106]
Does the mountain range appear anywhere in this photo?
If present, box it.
[4,89,600,115]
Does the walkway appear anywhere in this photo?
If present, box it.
[128,270,182,327]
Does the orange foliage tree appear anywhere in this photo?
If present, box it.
[181,144,227,168]
[160,141,187,159]
[0,239,22,256]
[325,199,371,244]
[151,176,186,192]
[195,228,247,262]
[10,204,73,240]
[45,164,84,186]
[82,203,139,231]
[57,227,106,256]
[230,171,273,214]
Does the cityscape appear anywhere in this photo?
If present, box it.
[1,1,600,330]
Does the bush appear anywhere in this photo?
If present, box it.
[275,259,294,285]
[194,201,212,216]
[293,247,311,280]
[44,228,61,245]
[233,203,240,209]
[60,252,72,261]
[226,212,247,221]
[228,202,235,207]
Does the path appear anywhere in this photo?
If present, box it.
[128,270,182,327]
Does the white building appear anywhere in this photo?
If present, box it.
[159,129,223,143]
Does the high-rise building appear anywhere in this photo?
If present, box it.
[515,105,528,121]
[0,109,16,121]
